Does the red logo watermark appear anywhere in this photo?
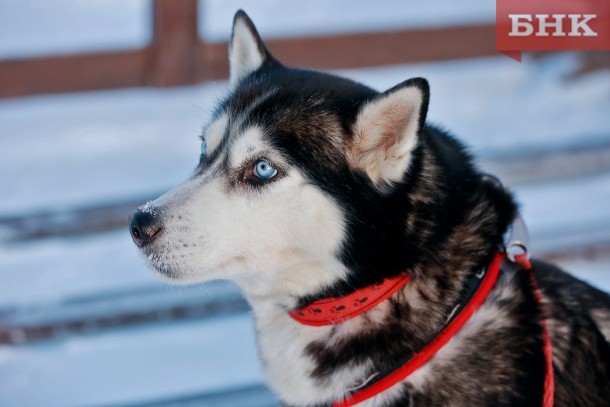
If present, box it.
[496,0,610,61]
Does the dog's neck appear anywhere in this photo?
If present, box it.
[242,256,499,406]
[238,131,518,406]
[238,169,516,406]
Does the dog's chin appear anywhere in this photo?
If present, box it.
[148,262,210,285]
[149,264,185,283]
[137,249,202,285]
[137,247,252,286]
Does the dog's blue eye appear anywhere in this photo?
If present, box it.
[254,160,277,180]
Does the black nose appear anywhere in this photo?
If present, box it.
[129,210,163,247]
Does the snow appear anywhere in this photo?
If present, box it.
[0,315,265,407]
[0,231,150,308]
[0,0,151,59]
[513,171,610,254]
[0,84,225,214]
[558,255,610,294]
[343,53,610,157]
[1,54,609,215]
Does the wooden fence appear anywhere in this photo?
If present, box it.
[0,0,497,99]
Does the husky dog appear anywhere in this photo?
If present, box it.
[129,11,610,407]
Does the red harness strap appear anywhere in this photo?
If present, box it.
[332,252,503,407]
[514,253,555,407]
[288,252,555,407]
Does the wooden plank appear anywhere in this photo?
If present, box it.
[0,285,249,344]
[197,23,498,81]
[0,23,498,98]
[149,0,199,87]
[0,49,150,99]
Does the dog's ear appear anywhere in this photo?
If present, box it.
[349,78,429,188]
[229,10,275,85]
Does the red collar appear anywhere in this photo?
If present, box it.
[288,252,554,407]
[288,274,410,326]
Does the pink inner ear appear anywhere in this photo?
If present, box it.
[352,103,414,157]
[374,105,414,154]
[348,88,422,186]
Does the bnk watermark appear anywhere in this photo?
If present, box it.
[496,0,609,61]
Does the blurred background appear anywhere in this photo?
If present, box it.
[0,1,609,406]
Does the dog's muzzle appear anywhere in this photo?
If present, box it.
[129,210,163,248]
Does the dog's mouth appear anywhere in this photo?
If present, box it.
[135,237,254,285]
[138,246,181,280]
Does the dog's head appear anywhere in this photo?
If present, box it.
[129,11,429,300]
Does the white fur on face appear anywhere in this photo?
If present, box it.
[202,113,228,156]
[350,85,424,187]
[138,125,348,301]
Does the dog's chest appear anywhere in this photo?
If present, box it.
[251,301,413,406]
[249,274,522,407]
[252,305,362,405]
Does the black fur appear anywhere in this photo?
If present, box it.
[208,61,610,405]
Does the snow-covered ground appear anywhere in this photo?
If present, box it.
[0,231,149,308]
[514,171,610,254]
[0,315,265,407]
[0,84,222,215]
